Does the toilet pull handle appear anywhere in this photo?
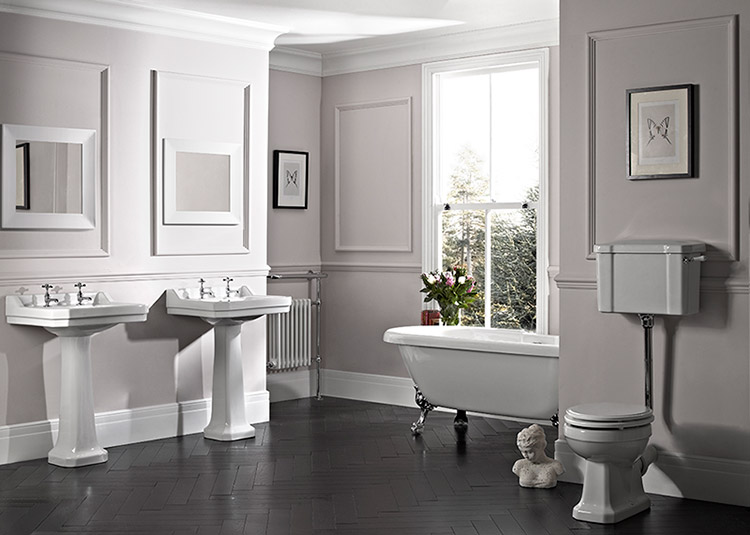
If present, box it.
[683,255,706,263]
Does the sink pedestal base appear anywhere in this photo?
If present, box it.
[204,322,255,441]
[48,335,108,467]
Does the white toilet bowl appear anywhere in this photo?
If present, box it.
[564,402,655,524]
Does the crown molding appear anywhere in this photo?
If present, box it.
[320,18,559,77]
[0,0,288,50]
[270,47,323,77]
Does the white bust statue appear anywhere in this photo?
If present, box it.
[512,424,564,489]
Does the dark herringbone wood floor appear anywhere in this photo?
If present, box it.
[1,397,749,534]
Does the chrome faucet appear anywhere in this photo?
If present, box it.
[74,282,92,305]
[222,277,235,298]
[41,284,59,307]
[199,278,214,299]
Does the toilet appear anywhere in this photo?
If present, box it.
[563,240,706,524]
[564,402,654,523]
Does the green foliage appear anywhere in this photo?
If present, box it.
[439,147,537,331]
[490,187,537,331]
[420,266,478,325]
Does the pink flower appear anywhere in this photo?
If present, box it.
[444,272,455,286]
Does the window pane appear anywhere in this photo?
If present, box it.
[489,207,537,331]
[439,74,491,203]
[490,66,540,202]
[441,209,485,326]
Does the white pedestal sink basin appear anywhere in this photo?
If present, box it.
[166,284,291,441]
[5,290,149,467]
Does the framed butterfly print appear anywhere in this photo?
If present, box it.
[627,84,695,180]
[273,150,309,209]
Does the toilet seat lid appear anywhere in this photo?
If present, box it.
[565,402,653,429]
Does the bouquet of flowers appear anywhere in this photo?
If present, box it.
[420,266,477,325]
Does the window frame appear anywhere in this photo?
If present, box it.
[422,49,550,333]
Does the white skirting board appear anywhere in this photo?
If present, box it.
[0,390,269,466]
[556,438,750,508]
[267,369,315,402]
[320,369,417,408]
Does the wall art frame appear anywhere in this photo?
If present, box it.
[626,83,695,180]
[273,150,308,209]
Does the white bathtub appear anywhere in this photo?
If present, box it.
[383,325,559,432]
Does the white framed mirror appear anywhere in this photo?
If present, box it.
[1,124,96,230]
[163,138,242,225]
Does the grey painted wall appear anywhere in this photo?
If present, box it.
[558,0,749,504]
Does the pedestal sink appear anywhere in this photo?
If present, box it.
[166,283,291,441]
[5,289,149,467]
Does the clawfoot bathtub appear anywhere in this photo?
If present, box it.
[383,326,559,434]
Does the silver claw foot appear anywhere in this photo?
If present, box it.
[454,409,469,430]
[412,386,436,435]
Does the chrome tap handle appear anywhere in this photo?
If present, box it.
[41,284,59,307]
[198,278,214,299]
[223,277,234,295]
[74,282,92,305]
[222,277,234,298]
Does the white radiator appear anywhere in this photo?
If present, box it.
[267,298,312,371]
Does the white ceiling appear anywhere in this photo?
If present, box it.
[136,0,559,54]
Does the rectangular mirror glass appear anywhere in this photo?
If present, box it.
[16,141,83,214]
[175,151,230,212]
[163,138,242,226]
[2,124,95,230]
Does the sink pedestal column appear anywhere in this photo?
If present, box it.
[204,321,255,441]
[48,334,108,467]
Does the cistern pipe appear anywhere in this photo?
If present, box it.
[638,313,654,410]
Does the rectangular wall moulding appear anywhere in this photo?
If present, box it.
[587,16,738,261]
[152,70,251,256]
[0,52,109,259]
[334,97,412,252]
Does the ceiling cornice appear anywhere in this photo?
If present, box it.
[270,47,323,77]
[0,0,288,51]
[271,18,559,77]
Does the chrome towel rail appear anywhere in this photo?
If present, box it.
[267,271,327,400]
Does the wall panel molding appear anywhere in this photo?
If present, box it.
[322,261,422,273]
[586,15,739,261]
[334,97,412,252]
[555,275,749,294]
[0,52,109,258]
[0,267,271,287]
[152,70,251,256]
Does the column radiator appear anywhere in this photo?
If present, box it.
[267,298,312,371]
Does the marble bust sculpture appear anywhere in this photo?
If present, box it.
[512,424,564,489]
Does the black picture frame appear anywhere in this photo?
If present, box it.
[272,150,309,209]
[15,142,30,210]
[626,84,695,180]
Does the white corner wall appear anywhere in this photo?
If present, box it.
[0,11,274,464]
[557,0,750,506]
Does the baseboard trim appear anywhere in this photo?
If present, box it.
[0,390,269,465]
[321,369,416,408]
[555,438,750,507]
[267,369,315,402]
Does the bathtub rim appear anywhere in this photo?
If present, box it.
[383,325,559,358]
